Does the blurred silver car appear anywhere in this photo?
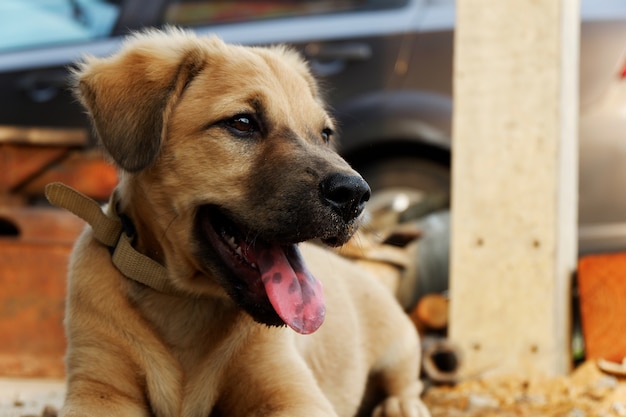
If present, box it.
[1,0,626,254]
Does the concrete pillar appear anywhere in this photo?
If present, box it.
[449,0,580,376]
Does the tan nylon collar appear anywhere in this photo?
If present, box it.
[45,182,183,296]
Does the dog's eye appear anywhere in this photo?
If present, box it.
[224,114,258,137]
[321,128,333,144]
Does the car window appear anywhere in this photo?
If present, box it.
[163,0,409,27]
[0,0,120,52]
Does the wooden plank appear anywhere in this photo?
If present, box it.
[0,206,85,244]
[0,125,87,146]
[0,144,69,192]
[21,149,118,201]
[0,208,83,377]
[0,240,70,377]
[449,0,579,377]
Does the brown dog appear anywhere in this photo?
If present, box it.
[58,28,429,417]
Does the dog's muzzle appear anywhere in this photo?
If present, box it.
[192,171,370,335]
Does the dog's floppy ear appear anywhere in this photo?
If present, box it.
[73,30,206,172]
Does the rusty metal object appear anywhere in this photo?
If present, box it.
[422,336,463,385]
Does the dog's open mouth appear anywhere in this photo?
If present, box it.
[197,205,325,334]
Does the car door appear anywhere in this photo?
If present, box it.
[0,0,162,130]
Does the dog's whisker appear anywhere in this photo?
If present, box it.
[246,230,262,248]
[161,204,199,239]
[161,212,180,241]
[361,224,387,243]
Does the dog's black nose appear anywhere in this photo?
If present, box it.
[320,173,371,222]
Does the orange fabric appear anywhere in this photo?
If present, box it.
[578,253,626,362]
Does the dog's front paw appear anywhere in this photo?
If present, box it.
[372,395,431,417]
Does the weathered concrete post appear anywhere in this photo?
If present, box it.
[449,0,580,376]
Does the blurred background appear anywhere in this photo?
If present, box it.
[2,0,626,378]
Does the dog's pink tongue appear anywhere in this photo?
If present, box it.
[257,244,325,334]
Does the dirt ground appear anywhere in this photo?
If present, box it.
[2,361,625,417]
[0,378,63,417]
[422,361,626,417]
[8,323,620,416]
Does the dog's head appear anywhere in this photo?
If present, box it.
[73,28,370,334]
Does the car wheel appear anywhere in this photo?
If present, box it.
[354,156,450,226]
[356,156,450,194]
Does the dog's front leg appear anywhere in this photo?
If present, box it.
[216,344,338,417]
[371,381,431,417]
[370,328,431,417]
[60,380,152,417]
